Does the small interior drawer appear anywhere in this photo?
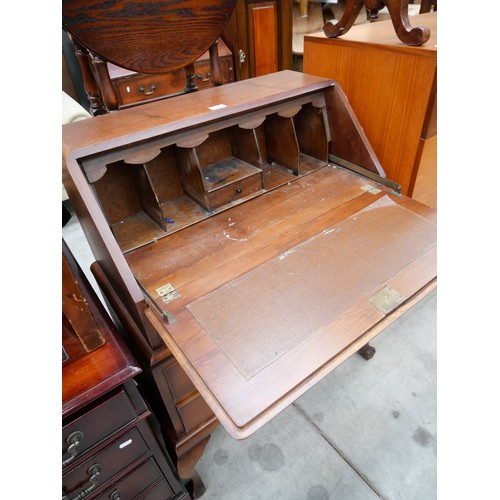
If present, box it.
[204,164,263,211]
[98,457,173,500]
[62,389,137,467]
[62,427,149,498]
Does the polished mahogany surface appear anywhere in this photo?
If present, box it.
[62,240,140,418]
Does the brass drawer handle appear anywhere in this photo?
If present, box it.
[62,463,103,500]
[197,72,212,82]
[62,431,84,467]
[139,84,156,95]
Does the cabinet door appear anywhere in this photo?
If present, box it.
[222,0,292,79]
[247,2,279,76]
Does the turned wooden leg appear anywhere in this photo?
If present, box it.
[358,342,376,360]
[382,0,431,45]
[323,0,365,38]
[69,37,106,116]
[184,62,199,94]
[177,436,211,499]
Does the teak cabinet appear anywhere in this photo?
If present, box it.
[63,71,436,495]
[62,241,188,500]
[303,12,437,197]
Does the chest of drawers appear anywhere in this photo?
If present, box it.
[62,240,189,500]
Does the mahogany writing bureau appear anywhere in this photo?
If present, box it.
[62,70,437,494]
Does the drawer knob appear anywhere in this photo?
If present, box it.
[62,463,103,500]
[235,188,242,194]
[62,430,84,467]
[139,84,156,96]
[110,490,122,500]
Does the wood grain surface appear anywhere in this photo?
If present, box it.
[63,0,237,73]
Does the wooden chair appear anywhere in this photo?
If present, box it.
[62,0,237,115]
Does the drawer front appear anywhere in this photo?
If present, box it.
[98,458,173,500]
[163,357,214,434]
[193,60,214,90]
[177,394,215,434]
[163,358,198,404]
[62,427,149,498]
[62,389,137,467]
[193,56,234,90]
[113,56,234,107]
[141,480,178,500]
[206,172,263,210]
[113,71,186,106]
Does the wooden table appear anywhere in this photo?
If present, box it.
[303,12,437,200]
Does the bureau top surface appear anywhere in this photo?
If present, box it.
[62,71,335,156]
[305,12,437,55]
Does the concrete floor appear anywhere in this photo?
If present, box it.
[63,203,436,500]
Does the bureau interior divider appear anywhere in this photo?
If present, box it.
[90,99,330,253]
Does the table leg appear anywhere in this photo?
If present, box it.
[323,0,365,38]
[323,0,431,46]
[382,0,431,45]
[177,437,211,499]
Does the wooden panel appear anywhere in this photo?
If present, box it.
[127,166,436,438]
[163,359,199,404]
[249,2,278,76]
[304,12,437,196]
[93,161,143,225]
[177,394,216,433]
[222,0,292,80]
[62,241,140,418]
[412,135,437,209]
[264,114,299,172]
[102,458,173,499]
[421,73,437,139]
[187,195,435,379]
[62,389,137,461]
[63,71,334,152]
[62,427,148,494]
[109,39,235,108]
[63,71,436,445]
